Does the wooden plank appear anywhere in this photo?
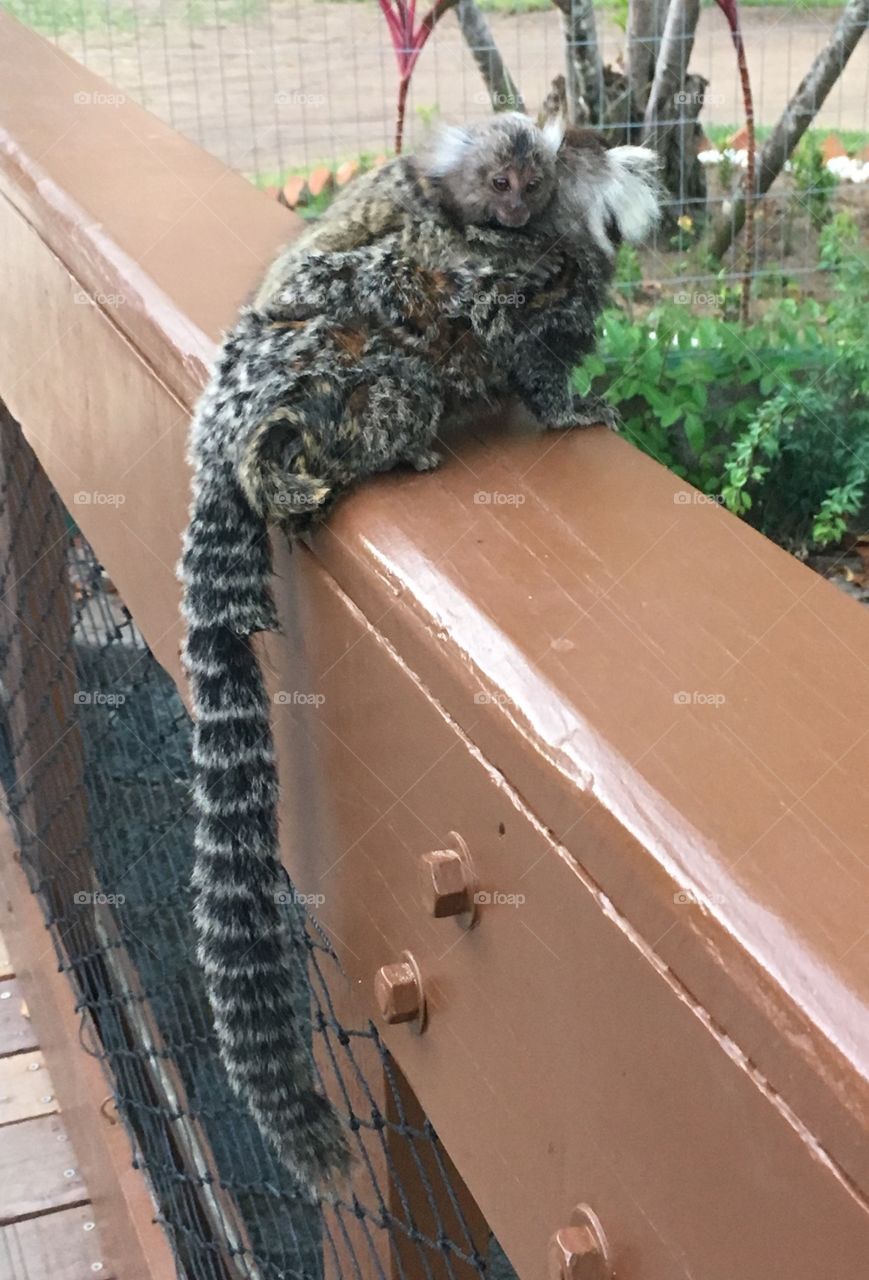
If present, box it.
[0,1052,57,1126]
[0,1115,88,1225]
[0,818,177,1280]
[0,979,38,1057]
[0,1204,113,1280]
[0,933,12,980]
[1,17,869,1278]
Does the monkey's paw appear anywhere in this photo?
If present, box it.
[567,396,621,432]
[405,447,442,473]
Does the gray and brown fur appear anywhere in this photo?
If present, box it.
[180,113,660,1195]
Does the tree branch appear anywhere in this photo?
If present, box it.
[641,0,701,157]
[710,0,869,258]
[455,0,525,113]
[551,0,605,124]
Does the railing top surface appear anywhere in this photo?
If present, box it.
[2,8,869,1199]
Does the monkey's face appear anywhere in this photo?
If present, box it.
[482,161,553,228]
[426,114,558,232]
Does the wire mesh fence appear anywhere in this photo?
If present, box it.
[1,0,866,307]
[0,410,518,1280]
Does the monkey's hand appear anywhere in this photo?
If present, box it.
[512,359,620,434]
[562,394,621,432]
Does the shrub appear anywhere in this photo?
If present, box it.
[577,214,869,550]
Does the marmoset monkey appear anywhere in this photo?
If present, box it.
[181,113,660,1195]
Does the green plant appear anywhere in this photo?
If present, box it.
[577,213,869,551]
[791,135,839,230]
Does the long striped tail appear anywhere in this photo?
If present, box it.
[180,442,350,1195]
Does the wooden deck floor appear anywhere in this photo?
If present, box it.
[0,930,114,1280]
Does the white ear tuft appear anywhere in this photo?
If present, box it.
[603,146,662,245]
[425,124,474,177]
[541,116,566,155]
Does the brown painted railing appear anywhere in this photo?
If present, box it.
[2,13,869,1278]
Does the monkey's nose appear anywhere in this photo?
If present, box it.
[499,207,529,227]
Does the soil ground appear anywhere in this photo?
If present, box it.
[48,3,869,177]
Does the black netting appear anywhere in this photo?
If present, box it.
[0,411,518,1280]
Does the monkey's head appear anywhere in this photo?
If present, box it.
[424,113,560,230]
[549,125,663,254]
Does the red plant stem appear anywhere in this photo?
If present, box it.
[735,36,756,324]
[395,74,411,155]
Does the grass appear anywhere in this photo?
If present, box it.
[704,123,869,152]
[1,0,264,35]
[7,0,844,30]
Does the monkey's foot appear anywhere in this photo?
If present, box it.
[566,396,621,432]
[405,447,442,473]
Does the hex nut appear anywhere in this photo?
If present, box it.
[421,849,473,917]
[548,1224,609,1280]
[374,961,421,1025]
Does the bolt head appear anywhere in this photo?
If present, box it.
[374,961,420,1024]
[421,849,473,918]
[548,1225,609,1280]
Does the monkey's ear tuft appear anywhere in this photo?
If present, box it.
[603,146,663,245]
[424,124,474,178]
[540,116,566,156]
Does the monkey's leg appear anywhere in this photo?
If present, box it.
[350,363,444,478]
[511,357,620,432]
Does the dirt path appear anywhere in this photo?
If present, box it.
[52,3,868,177]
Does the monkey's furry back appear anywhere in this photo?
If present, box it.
[180,135,660,1196]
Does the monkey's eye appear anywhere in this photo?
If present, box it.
[491,176,510,192]
[526,178,541,193]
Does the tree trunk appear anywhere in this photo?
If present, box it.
[710,0,869,258]
[455,0,525,113]
[627,0,668,121]
[552,0,605,124]
[641,0,701,155]
[660,72,708,218]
